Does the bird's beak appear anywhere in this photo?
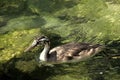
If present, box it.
[24,40,38,52]
[24,37,49,52]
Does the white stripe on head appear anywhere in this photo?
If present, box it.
[39,38,49,42]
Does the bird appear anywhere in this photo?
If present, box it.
[24,35,104,63]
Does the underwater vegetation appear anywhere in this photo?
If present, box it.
[0,0,120,80]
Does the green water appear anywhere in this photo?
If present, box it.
[0,0,120,80]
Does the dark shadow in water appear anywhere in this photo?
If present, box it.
[0,57,84,80]
[105,39,120,73]
[0,0,78,16]
[85,39,120,80]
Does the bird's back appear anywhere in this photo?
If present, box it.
[49,42,102,61]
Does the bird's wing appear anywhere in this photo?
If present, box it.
[61,42,92,56]
[49,42,92,57]
[49,42,103,61]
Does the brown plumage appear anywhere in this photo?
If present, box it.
[24,36,104,63]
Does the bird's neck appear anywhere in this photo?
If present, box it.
[39,42,50,61]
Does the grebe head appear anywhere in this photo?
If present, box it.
[24,35,49,52]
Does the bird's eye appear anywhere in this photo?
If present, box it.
[37,41,39,44]
[38,40,42,44]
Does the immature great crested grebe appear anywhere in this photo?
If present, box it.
[24,36,104,63]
